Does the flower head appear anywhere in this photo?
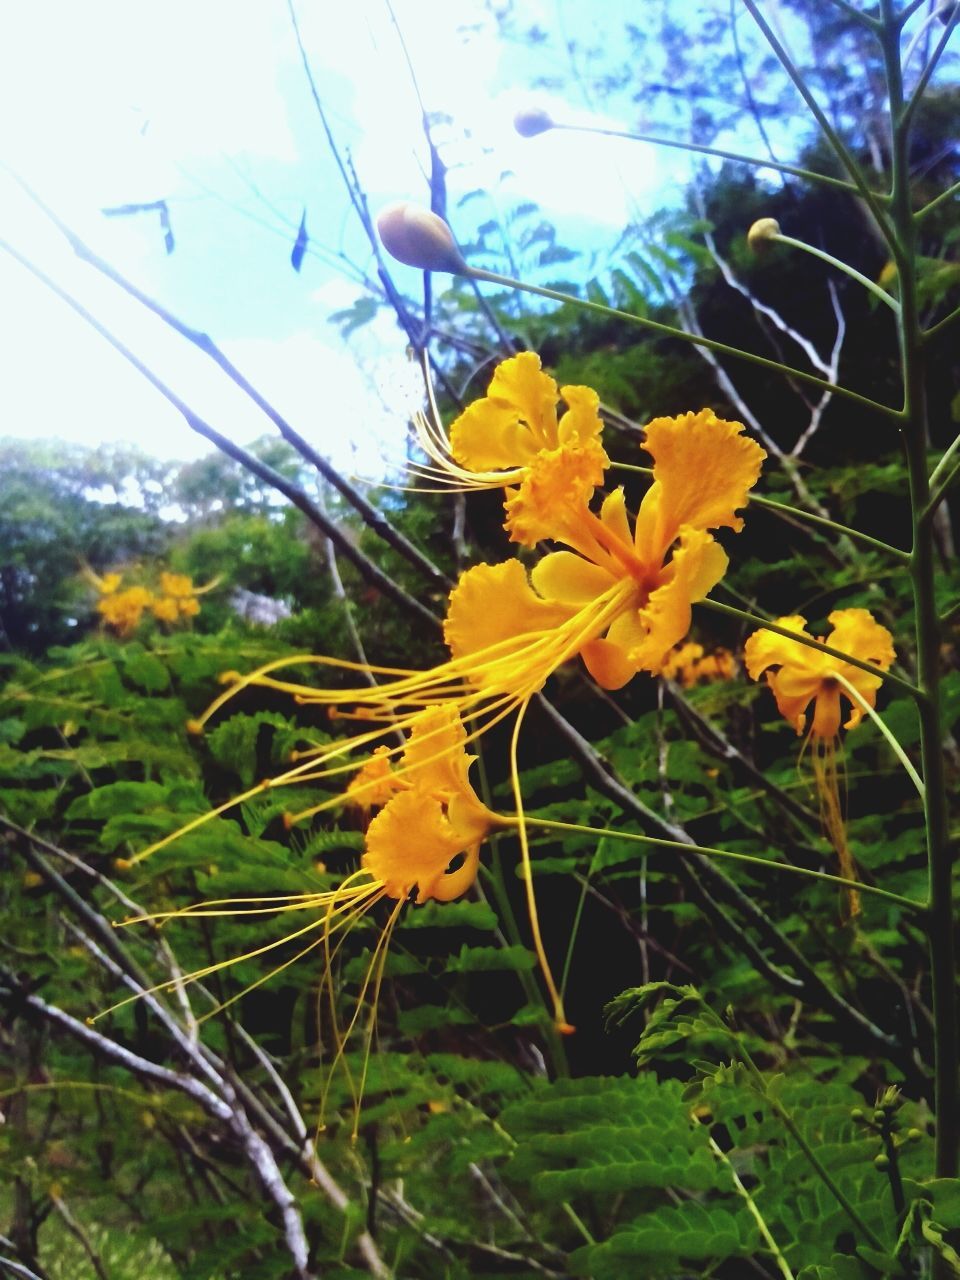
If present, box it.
[376,202,466,274]
[445,409,765,693]
[744,609,895,739]
[97,586,154,636]
[413,352,608,497]
[662,641,737,688]
[361,705,496,904]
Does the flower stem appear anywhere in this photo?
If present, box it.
[697,599,923,700]
[768,232,901,312]
[505,815,923,913]
[829,671,925,798]
[552,122,870,197]
[467,267,902,421]
[880,0,959,1187]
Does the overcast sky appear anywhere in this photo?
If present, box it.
[0,0,703,476]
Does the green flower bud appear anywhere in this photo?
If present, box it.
[874,1153,890,1171]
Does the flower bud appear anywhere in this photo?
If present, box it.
[514,106,555,137]
[747,217,781,253]
[873,1153,890,1171]
[938,2,958,24]
[376,203,466,274]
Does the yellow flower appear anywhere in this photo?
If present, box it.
[97,586,154,636]
[744,608,895,919]
[150,596,181,624]
[150,572,217,624]
[413,351,609,493]
[662,641,737,688]
[361,705,497,903]
[744,609,895,739]
[446,410,765,692]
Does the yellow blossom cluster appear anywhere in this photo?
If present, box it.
[85,566,215,634]
[661,641,737,688]
[135,351,899,1037]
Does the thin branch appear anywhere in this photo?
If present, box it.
[535,699,905,1059]
[0,237,439,630]
[743,0,899,258]
[9,175,451,595]
[901,0,960,127]
[791,280,848,456]
[48,1194,109,1280]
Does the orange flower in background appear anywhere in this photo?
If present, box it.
[744,609,895,738]
[150,572,218,625]
[744,608,896,917]
[446,410,766,693]
[413,351,609,494]
[662,641,737,688]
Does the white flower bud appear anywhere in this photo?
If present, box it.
[513,107,555,137]
[747,217,781,253]
[376,203,466,274]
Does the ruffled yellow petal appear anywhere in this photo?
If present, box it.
[633,410,766,563]
[765,670,819,735]
[346,746,402,809]
[530,550,615,604]
[743,616,813,680]
[400,705,469,797]
[449,352,558,471]
[449,400,540,472]
[363,790,476,904]
[444,561,574,675]
[557,384,605,450]
[629,530,729,673]
[503,440,607,547]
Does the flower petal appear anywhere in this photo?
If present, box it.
[557,384,605,448]
[629,530,729,673]
[503,440,607,547]
[444,561,574,684]
[743,616,815,680]
[580,637,637,690]
[363,790,472,902]
[766,670,817,735]
[633,410,766,562]
[530,550,615,604]
[449,399,539,471]
[599,486,632,546]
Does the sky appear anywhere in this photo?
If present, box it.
[0,0,682,478]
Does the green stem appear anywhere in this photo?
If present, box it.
[901,0,960,129]
[928,428,960,490]
[743,0,899,260]
[554,123,871,196]
[923,454,960,522]
[697,598,923,700]
[923,303,960,344]
[770,232,900,312]
[702,1129,796,1280]
[915,177,960,222]
[467,268,902,421]
[737,1042,889,1255]
[560,841,604,1002]
[829,671,925,797]
[881,1,958,1184]
[508,815,922,912]
[609,462,910,560]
